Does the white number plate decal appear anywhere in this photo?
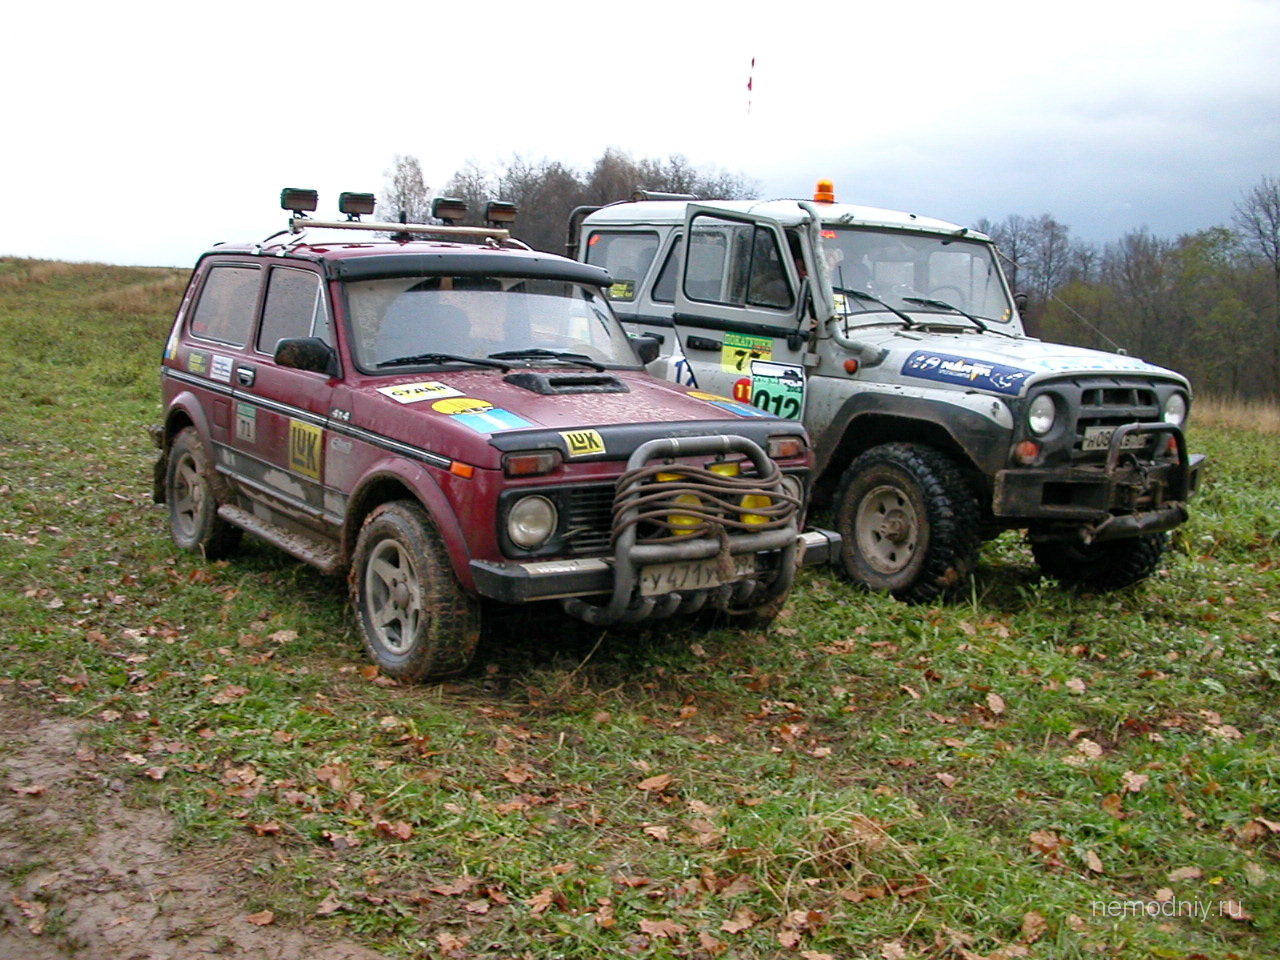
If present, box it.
[638,555,755,596]
[1081,426,1148,452]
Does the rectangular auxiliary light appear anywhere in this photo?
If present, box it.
[338,192,376,217]
[280,187,319,214]
[484,200,517,224]
[432,197,468,223]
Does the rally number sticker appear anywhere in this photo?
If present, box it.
[749,360,805,420]
[720,333,772,373]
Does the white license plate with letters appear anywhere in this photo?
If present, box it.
[639,555,755,596]
[1081,426,1149,452]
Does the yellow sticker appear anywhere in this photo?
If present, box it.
[720,333,772,373]
[288,419,323,480]
[687,391,735,403]
[432,397,493,415]
[607,279,636,301]
[560,429,606,457]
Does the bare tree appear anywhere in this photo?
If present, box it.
[376,155,432,224]
[1233,174,1280,385]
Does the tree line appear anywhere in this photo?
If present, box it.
[376,149,756,256]
[978,175,1280,401]
[379,152,1280,401]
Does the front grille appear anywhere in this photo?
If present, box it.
[560,483,615,554]
[1070,381,1161,459]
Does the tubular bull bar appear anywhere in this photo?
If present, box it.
[561,435,803,625]
[1000,421,1206,546]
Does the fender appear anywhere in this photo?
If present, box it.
[814,390,1014,488]
[163,388,215,447]
[345,456,478,592]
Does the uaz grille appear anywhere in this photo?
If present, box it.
[1071,380,1161,460]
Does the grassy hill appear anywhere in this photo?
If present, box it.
[1,258,1276,958]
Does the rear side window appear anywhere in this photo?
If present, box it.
[189,265,261,347]
[584,231,659,302]
[651,237,683,303]
[257,268,328,355]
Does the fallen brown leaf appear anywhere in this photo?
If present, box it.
[245,909,274,926]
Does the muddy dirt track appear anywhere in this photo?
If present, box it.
[0,700,385,960]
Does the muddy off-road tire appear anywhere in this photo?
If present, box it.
[350,501,481,681]
[835,443,980,604]
[166,427,242,559]
[1030,532,1167,590]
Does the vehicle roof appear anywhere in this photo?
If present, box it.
[201,233,612,286]
[583,197,989,241]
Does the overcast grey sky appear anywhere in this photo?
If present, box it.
[3,0,1276,267]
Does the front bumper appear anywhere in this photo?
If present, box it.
[993,421,1205,542]
[470,527,841,604]
[469,434,833,623]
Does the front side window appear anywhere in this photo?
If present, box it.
[344,276,639,371]
[584,231,660,302]
[257,268,328,355]
[683,216,793,311]
[188,264,260,346]
[821,228,1013,322]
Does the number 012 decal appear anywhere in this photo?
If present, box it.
[749,360,805,420]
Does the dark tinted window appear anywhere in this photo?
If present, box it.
[257,268,327,355]
[189,265,260,346]
[651,236,683,303]
[684,216,793,311]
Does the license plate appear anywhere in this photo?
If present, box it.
[1081,426,1149,452]
[638,555,755,596]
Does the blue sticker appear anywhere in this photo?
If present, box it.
[452,408,534,434]
[901,351,1033,396]
[708,400,773,418]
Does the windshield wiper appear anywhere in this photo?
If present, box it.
[902,297,1016,338]
[377,352,512,371]
[832,287,916,330]
[488,349,606,371]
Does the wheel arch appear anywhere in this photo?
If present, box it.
[811,394,1009,509]
[343,462,476,592]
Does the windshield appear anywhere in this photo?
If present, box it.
[344,276,640,372]
[820,228,1014,324]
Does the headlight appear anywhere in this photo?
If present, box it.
[1028,394,1056,436]
[507,495,557,549]
[1163,392,1187,427]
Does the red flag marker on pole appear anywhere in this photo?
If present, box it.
[747,56,754,114]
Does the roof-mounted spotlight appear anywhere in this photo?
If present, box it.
[432,197,468,225]
[281,187,319,217]
[484,200,517,226]
[338,192,376,221]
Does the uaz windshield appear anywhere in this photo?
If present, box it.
[345,276,639,372]
[820,228,1013,324]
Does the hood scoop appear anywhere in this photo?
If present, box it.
[503,371,630,395]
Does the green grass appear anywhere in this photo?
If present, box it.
[1,256,1277,958]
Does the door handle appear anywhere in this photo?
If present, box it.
[236,366,256,387]
[685,335,722,351]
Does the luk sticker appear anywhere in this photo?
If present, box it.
[377,381,463,404]
[288,419,323,480]
[211,354,233,384]
[235,402,256,443]
[186,350,209,376]
[901,351,1034,396]
[561,429,605,457]
[452,408,533,434]
[720,333,772,373]
[432,397,493,415]
[749,360,805,420]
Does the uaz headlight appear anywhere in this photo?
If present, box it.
[1028,394,1056,436]
[1163,392,1187,427]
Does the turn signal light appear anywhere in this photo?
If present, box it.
[502,450,561,477]
[844,358,859,374]
[1013,440,1041,465]
[766,436,806,460]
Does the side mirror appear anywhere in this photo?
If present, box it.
[275,337,338,376]
[629,333,662,365]
[1013,292,1029,312]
